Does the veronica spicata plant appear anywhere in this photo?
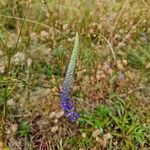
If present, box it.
[60,32,79,122]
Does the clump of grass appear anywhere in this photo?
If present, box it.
[18,120,30,137]
[0,76,17,127]
[77,93,149,149]
[127,44,150,69]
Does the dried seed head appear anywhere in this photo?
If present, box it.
[122,59,128,66]
[103,133,112,140]
[11,124,18,133]
[12,52,25,64]
[96,74,101,80]
[90,76,95,83]
[63,24,69,30]
[96,137,101,142]
[92,129,101,138]
[27,58,32,67]
[98,64,102,69]
[51,126,59,133]
[107,69,113,75]
[100,74,106,79]
[145,62,150,69]
[7,99,15,106]
[55,111,64,119]
[54,119,58,124]
[0,65,5,74]
[97,70,103,75]
[117,60,121,64]
[49,112,56,119]
[82,133,87,139]
[117,62,124,71]
[29,0,32,3]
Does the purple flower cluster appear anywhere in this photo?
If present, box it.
[60,32,79,122]
[60,81,79,122]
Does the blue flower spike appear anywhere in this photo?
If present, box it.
[60,32,79,122]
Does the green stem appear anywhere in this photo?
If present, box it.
[12,1,30,55]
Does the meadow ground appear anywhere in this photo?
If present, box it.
[0,0,150,149]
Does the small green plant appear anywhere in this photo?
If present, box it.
[18,121,30,137]
[79,105,112,129]
[53,46,68,63]
[67,135,92,149]
[78,93,149,149]
[80,40,96,70]
[109,96,147,149]
[127,43,150,69]
[0,76,17,127]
